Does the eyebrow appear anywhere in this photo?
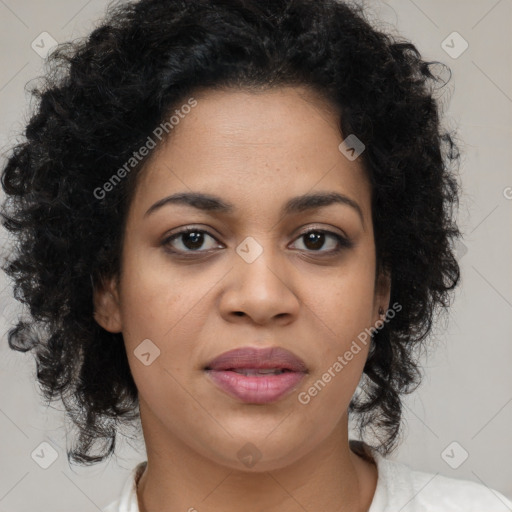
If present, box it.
[144,191,364,225]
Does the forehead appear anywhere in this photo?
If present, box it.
[178,85,342,146]
[130,86,371,222]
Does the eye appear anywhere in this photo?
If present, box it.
[290,229,353,255]
[161,226,353,257]
[162,228,223,255]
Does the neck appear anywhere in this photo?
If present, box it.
[136,400,377,512]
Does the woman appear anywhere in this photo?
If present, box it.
[1,0,510,511]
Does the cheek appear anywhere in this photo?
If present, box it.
[119,272,208,441]
[118,245,201,345]
[117,244,219,388]
[299,253,376,405]
[309,256,376,344]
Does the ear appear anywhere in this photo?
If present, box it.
[92,274,123,333]
[373,268,391,324]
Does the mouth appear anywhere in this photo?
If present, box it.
[204,346,307,404]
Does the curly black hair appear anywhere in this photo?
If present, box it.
[0,0,461,465]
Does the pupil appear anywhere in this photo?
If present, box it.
[304,232,324,250]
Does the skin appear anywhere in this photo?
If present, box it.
[94,85,391,512]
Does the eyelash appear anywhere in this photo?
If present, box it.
[161,226,353,257]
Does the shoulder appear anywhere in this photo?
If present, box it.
[371,451,512,512]
[102,461,147,512]
[103,500,120,512]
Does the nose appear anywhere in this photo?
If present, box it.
[219,244,300,326]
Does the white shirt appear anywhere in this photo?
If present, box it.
[103,448,512,512]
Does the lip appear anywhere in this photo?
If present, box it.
[204,347,307,404]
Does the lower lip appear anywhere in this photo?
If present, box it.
[205,370,306,404]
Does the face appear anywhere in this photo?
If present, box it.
[94,85,390,472]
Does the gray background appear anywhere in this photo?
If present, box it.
[0,0,511,510]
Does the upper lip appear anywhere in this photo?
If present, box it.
[204,346,307,372]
